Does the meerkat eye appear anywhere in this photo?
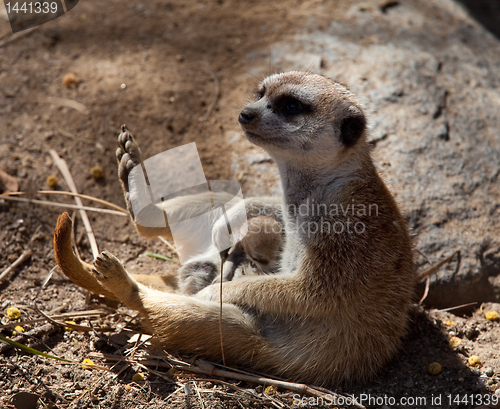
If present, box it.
[282,99,304,116]
[255,88,266,100]
[250,254,269,265]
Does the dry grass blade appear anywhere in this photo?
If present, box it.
[33,301,112,333]
[432,302,478,313]
[34,96,89,115]
[158,236,177,254]
[0,27,37,47]
[87,353,365,408]
[49,150,99,258]
[0,310,108,329]
[1,195,127,216]
[2,190,129,214]
[0,323,58,353]
[0,249,32,285]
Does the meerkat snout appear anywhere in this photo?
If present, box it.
[238,108,257,125]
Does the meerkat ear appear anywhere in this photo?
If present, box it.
[339,113,366,148]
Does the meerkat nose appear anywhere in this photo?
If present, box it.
[239,108,257,124]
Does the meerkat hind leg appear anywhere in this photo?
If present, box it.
[92,251,144,311]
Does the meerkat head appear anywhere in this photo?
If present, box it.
[240,216,283,274]
[239,71,367,170]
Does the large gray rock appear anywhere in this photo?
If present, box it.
[232,0,500,308]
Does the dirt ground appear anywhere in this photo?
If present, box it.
[1,0,500,408]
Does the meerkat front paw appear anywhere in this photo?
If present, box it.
[116,125,143,217]
[92,251,142,308]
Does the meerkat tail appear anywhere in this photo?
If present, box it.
[54,213,178,295]
[53,213,120,300]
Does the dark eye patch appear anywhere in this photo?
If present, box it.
[273,95,310,117]
[250,254,269,265]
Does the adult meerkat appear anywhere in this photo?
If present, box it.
[53,71,415,386]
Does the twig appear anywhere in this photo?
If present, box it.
[431,302,478,313]
[136,363,176,384]
[219,251,228,366]
[158,236,178,254]
[56,127,95,144]
[49,150,99,258]
[0,323,57,353]
[87,353,365,408]
[0,27,37,48]
[193,381,206,409]
[415,248,432,265]
[200,68,220,125]
[416,250,460,281]
[0,249,32,284]
[34,96,89,115]
[33,301,113,333]
[2,190,129,214]
[0,310,108,329]
[1,195,127,216]
[418,276,430,305]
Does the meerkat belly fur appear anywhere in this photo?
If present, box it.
[53,71,415,386]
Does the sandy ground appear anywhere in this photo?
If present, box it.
[1,0,500,408]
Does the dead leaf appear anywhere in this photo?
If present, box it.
[0,168,18,193]
[10,391,40,409]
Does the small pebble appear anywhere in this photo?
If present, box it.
[81,358,94,369]
[485,310,499,321]
[62,73,78,88]
[428,362,442,375]
[6,307,21,319]
[468,355,481,366]
[449,336,462,348]
[46,175,58,188]
[90,165,104,180]
[465,327,479,339]
[404,379,414,388]
[132,373,145,382]
[483,367,494,377]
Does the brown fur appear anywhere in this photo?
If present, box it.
[53,72,415,386]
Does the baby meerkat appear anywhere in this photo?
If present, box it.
[239,215,284,274]
[53,71,415,386]
[177,216,284,295]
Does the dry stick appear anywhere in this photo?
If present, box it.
[219,251,228,366]
[432,302,478,313]
[33,301,113,333]
[2,190,129,214]
[192,381,207,409]
[0,323,58,353]
[416,250,460,281]
[34,96,89,115]
[87,353,365,408]
[0,27,37,48]
[158,236,177,254]
[0,249,32,285]
[418,276,431,305]
[49,150,99,258]
[0,310,108,329]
